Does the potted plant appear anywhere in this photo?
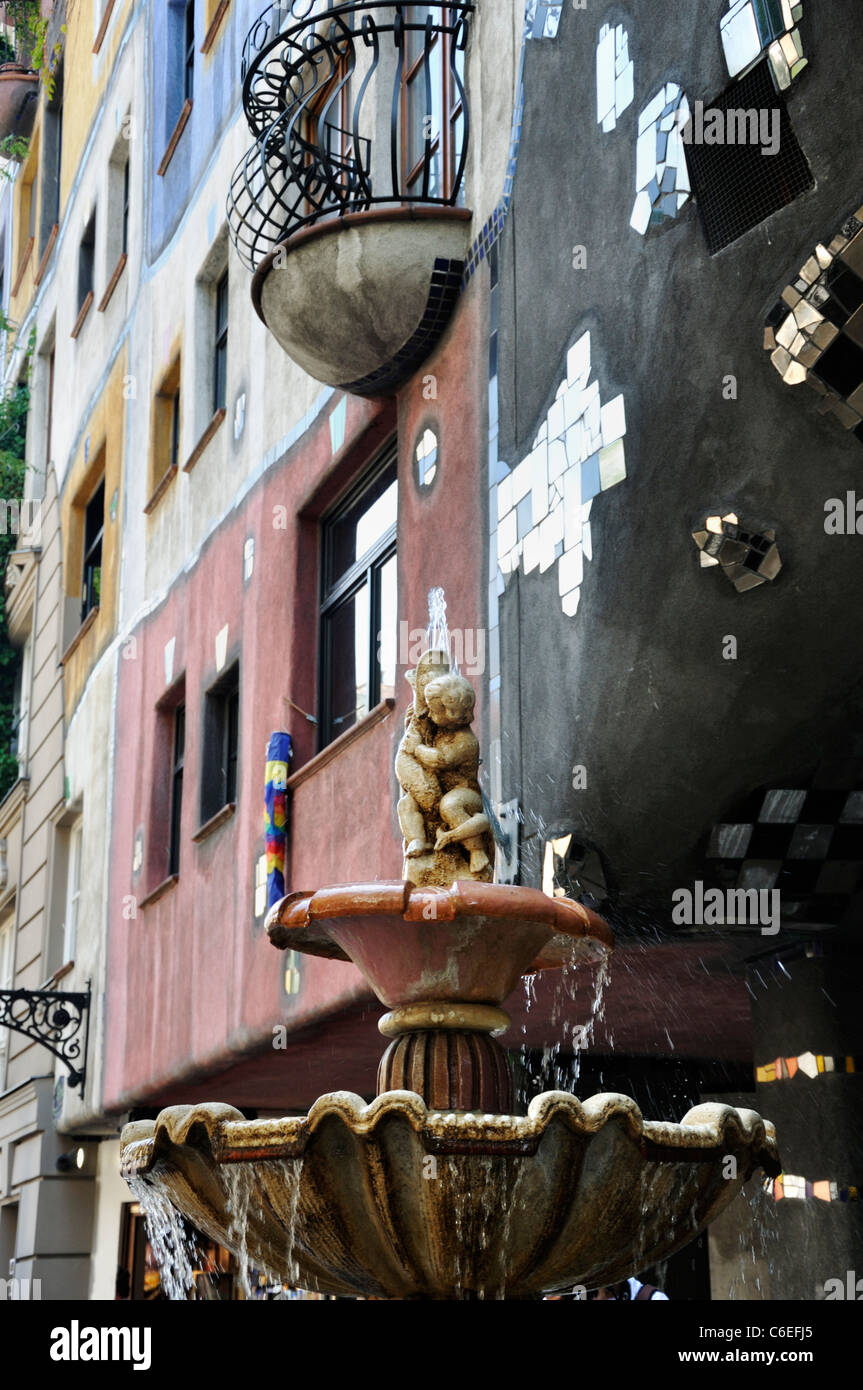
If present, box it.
[0,0,48,140]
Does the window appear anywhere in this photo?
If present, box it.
[213,270,228,414]
[0,914,12,1089]
[46,346,55,468]
[254,853,267,918]
[63,821,82,963]
[169,705,185,875]
[184,0,195,103]
[0,1201,16,1276]
[81,478,104,622]
[104,131,131,301]
[16,147,37,275]
[302,48,364,216]
[40,61,63,255]
[163,0,194,150]
[201,664,239,823]
[9,634,31,773]
[401,5,466,202]
[121,157,130,256]
[319,448,398,746]
[78,209,96,312]
[150,354,182,498]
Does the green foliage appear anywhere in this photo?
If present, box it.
[0,132,30,177]
[0,371,30,801]
[1,0,62,95]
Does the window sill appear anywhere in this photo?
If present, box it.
[71,290,95,340]
[143,463,178,515]
[61,606,99,665]
[98,252,127,312]
[183,407,225,473]
[139,874,179,909]
[201,0,230,54]
[92,0,117,53]
[34,223,58,287]
[157,99,193,177]
[287,698,395,790]
[11,236,33,298]
[49,960,75,984]
[192,801,236,843]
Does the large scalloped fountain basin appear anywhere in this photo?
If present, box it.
[121,1091,779,1300]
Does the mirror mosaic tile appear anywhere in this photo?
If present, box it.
[765,204,863,446]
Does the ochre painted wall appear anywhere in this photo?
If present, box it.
[60,347,126,719]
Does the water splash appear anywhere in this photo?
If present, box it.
[426,586,459,674]
[517,950,612,1105]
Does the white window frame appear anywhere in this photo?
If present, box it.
[11,634,32,777]
[0,917,13,1091]
[62,820,82,964]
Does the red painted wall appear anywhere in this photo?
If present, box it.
[104,281,488,1112]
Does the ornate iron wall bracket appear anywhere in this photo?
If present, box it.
[0,982,91,1094]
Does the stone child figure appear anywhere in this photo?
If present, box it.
[396,650,494,884]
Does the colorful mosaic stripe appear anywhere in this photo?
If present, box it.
[765,1173,860,1202]
[265,731,292,910]
[756,1051,859,1082]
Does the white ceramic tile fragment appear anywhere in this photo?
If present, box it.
[495,328,627,617]
[596,23,633,132]
[631,84,691,235]
[721,1,761,77]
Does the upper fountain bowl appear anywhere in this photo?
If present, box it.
[265,880,612,1010]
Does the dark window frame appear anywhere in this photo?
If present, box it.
[168,703,185,875]
[41,59,63,250]
[200,662,240,824]
[318,445,398,748]
[183,0,195,103]
[121,157,130,257]
[81,477,105,623]
[169,386,181,470]
[213,269,228,414]
[78,209,96,311]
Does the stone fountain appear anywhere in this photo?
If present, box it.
[121,613,779,1300]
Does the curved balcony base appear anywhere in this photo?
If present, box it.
[252,208,471,397]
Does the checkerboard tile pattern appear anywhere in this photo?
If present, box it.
[706,753,863,925]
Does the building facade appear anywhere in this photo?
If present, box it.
[0,0,859,1301]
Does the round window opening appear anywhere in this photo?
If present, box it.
[415,428,438,489]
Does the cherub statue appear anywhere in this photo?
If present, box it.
[396,648,494,885]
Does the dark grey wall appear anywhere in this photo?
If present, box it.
[497,0,863,914]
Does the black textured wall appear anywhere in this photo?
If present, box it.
[497,0,863,914]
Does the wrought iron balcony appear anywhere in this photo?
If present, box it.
[227,1,473,273]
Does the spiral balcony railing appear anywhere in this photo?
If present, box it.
[227,1,474,273]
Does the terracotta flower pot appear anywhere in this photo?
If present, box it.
[0,62,37,142]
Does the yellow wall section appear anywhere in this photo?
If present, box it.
[9,0,134,326]
[62,0,133,215]
[61,346,127,719]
